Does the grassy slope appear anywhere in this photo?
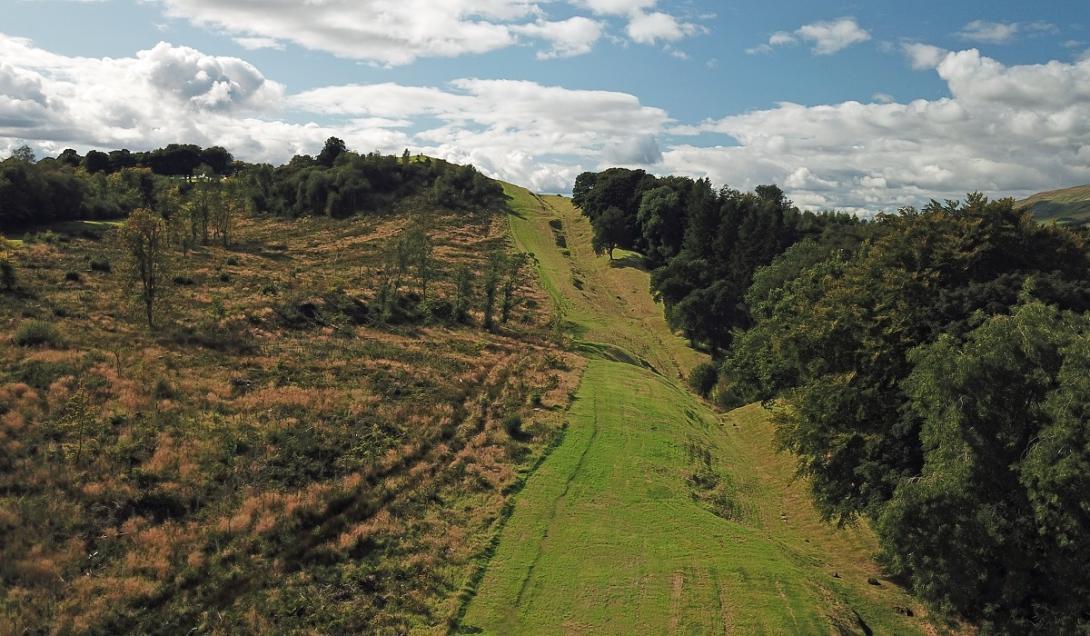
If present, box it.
[0,205,581,633]
[460,184,933,634]
[1017,183,1090,225]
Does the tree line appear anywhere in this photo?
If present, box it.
[574,168,858,355]
[0,138,504,230]
[577,167,1090,632]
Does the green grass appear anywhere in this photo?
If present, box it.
[459,184,935,634]
[504,184,702,382]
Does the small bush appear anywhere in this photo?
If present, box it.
[0,259,15,290]
[64,271,82,282]
[548,219,563,231]
[89,258,111,273]
[422,297,454,322]
[688,362,718,398]
[153,378,175,400]
[218,272,231,283]
[14,320,62,347]
[173,275,195,286]
[503,414,525,439]
[15,359,77,390]
[226,256,240,266]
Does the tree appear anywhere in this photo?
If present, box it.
[401,149,412,166]
[688,362,718,398]
[317,137,347,168]
[882,300,1090,631]
[571,171,597,209]
[591,206,631,260]
[82,150,111,174]
[452,265,474,324]
[57,148,82,168]
[482,250,505,330]
[403,227,435,300]
[637,184,685,267]
[10,145,35,163]
[211,182,245,247]
[500,253,528,324]
[120,208,174,328]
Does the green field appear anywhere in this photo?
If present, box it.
[458,184,933,634]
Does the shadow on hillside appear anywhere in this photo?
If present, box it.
[230,239,294,261]
[608,254,647,271]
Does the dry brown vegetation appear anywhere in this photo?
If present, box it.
[0,201,581,634]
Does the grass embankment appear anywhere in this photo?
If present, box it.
[460,184,933,634]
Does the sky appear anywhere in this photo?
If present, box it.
[3,0,1090,212]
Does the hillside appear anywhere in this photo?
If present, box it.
[1,168,951,634]
[0,196,582,632]
[1017,183,1090,225]
[458,185,936,634]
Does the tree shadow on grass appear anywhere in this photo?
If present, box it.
[608,253,647,271]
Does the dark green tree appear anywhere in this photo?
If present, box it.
[591,206,632,260]
[317,137,347,168]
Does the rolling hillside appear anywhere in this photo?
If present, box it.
[1017,183,1090,225]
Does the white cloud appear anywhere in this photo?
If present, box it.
[150,0,699,64]
[7,34,1090,212]
[233,36,284,51]
[626,11,701,45]
[752,18,870,56]
[574,0,655,15]
[668,49,1090,211]
[955,20,1058,45]
[902,42,949,70]
[514,17,603,59]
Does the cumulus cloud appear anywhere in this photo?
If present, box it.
[626,11,701,45]
[902,42,949,70]
[751,18,870,56]
[152,0,698,64]
[7,34,1090,212]
[514,17,603,59]
[668,49,1090,212]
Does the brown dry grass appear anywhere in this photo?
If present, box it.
[0,203,580,634]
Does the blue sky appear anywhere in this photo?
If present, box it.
[4,0,1090,210]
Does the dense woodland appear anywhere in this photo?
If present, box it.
[577,168,1090,632]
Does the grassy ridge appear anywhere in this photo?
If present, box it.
[460,184,933,634]
[1018,183,1090,226]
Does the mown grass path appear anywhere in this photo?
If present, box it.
[457,185,932,634]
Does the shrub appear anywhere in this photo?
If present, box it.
[226,256,240,266]
[152,378,175,400]
[1,259,15,290]
[64,271,82,282]
[89,258,111,273]
[173,275,195,286]
[688,362,718,398]
[422,297,454,322]
[16,359,77,390]
[503,414,525,439]
[14,320,62,347]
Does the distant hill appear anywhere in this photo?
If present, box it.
[1017,184,1090,226]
